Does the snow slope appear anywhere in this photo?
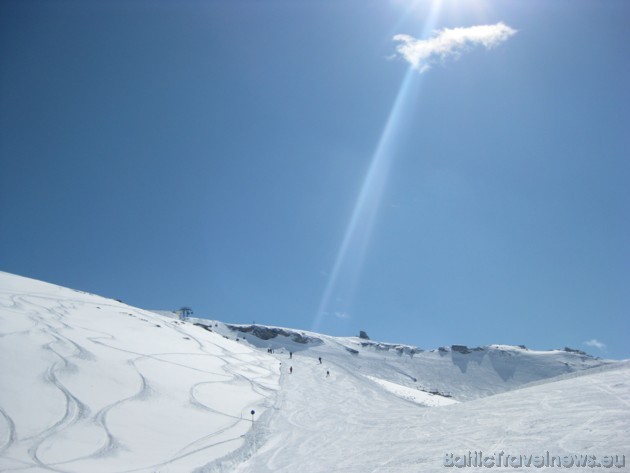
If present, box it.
[1,272,628,473]
[0,272,279,472]
[203,322,629,472]
[231,354,629,473]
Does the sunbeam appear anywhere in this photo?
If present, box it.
[312,1,443,331]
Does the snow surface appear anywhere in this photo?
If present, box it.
[0,272,279,472]
[1,271,629,472]
[363,375,458,407]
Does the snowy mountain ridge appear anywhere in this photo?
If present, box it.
[190,318,602,362]
[189,319,611,402]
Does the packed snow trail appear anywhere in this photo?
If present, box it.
[233,353,433,473]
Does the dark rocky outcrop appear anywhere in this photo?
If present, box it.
[451,345,472,354]
[359,340,423,357]
[564,347,590,357]
[226,324,320,345]
[451,345,484,354]
[194,323,213,332]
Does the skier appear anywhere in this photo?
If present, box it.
[289,366,293,374]
[326,370,330,377]
[318,357,322,364]
[289,351,292,359]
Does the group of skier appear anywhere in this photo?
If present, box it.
[284,352,329,377]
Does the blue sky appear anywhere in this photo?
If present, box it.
[1,0,628,358]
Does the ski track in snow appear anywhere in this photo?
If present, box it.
[225,354,424,473]
[0,407,17,458]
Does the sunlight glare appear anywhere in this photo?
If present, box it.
[312,0,443,332]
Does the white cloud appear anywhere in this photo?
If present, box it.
[393,22,517,73]
[321,311,351,319]
[584,339,607,351]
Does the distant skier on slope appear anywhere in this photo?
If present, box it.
[289,351,292,359]
[289,366,293,374]
[318,357,322,364]
[326,370,330,377]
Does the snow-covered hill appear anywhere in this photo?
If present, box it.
[0,272,280,472]
[1,272,628,472]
